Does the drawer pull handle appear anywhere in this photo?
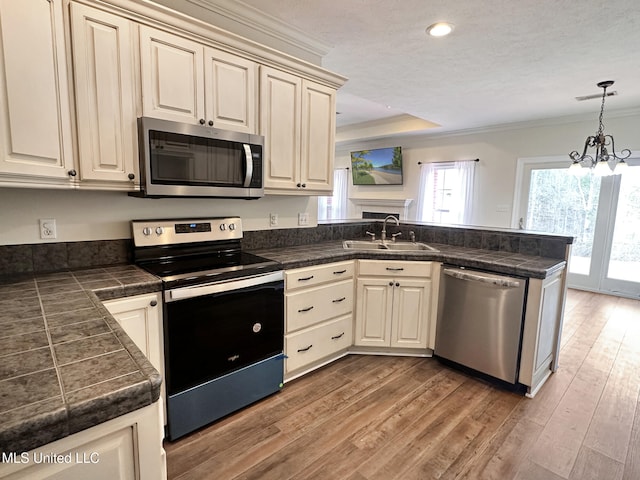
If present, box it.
[298,275,314,281]
[298,306,314,313]
[331,332,345,340]
[297,344,313,352]
[386,267,404,271]
[332,297,346,303]
[333,270,347,274]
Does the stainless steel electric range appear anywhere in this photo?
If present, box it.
[132,217,284,440]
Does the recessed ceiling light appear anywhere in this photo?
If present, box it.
[426,22,454,37]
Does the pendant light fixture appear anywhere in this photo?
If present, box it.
[569,80,630,176]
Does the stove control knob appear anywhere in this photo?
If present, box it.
[228,223,236,231]
[219,224,227,231]
[155,227,164,235]
[142,227,152,236]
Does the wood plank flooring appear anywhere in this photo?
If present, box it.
[165,289,640,480]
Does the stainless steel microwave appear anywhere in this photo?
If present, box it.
[134,117,264,199]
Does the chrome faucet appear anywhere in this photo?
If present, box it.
[381,215,400,244]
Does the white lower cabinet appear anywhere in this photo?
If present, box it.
[284,261,354,380]
[354,260,438,351]
[102,293,166,426]
[0,402,165,480]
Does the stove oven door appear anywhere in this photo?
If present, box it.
[163,271,284,439]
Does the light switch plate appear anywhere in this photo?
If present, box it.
[269,213,278,226]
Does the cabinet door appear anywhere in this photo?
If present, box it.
[70,3,138,185]
[300,80,335,193]
[354,278,393,347]
[139,26,204,124]
[103,294,163,373]
[0,0,74,181]
[260,66,301,191]
[204,47,256,134]
[391,278,431,349]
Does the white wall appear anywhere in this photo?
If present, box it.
[337,112,640,227]
[0,188,318,245]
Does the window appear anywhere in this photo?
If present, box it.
[416,161,475,224]
[318,169,348,220]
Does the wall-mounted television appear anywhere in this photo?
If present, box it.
[350,147,403,185]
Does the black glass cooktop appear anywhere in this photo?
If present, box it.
[137,250,281,288]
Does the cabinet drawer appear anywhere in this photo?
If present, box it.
[286,279,353,332]
[358,260,432,278]
[285,315,353,373]
[285,261,354,290]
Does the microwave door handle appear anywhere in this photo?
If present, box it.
[243,144,253,187]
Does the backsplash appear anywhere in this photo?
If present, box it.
[0,240,131,276]
[0,221,571,277]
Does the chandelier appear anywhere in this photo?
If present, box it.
[569,80,630,176]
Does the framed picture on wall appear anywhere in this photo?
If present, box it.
[350,147,403,185]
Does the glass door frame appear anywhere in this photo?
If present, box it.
[513,154,640,298]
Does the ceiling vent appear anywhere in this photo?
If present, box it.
[575,90,617,101]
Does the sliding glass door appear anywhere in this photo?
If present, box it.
[515,156,640,298]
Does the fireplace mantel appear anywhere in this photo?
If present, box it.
[350,198,413,220]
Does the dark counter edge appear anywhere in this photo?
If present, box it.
[0,277,163,455]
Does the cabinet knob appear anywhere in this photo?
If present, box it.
[389,281,394,286]
[395,282,400,287]
[68,169,77,177]
[199,118,205,125]
[150,300,158,307]
[301,183,306,188]
[128,173,135,180]
[208,120,214,126]
[296,183,301,188]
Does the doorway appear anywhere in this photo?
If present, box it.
[514,156,640,298]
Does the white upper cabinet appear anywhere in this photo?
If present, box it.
[260,65,336,195]
[139,25,205,125]
[260,66,301,191]
[70,3,138,187]
[140,26,257,133]
[0,0,74,183]
[204,47,257,134]
[300,80,336,192]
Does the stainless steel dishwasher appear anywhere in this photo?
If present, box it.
[435,266,527,385]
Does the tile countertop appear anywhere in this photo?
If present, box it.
[0,265,162,454]
[251,241,566,279]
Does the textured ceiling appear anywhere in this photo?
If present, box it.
[238,0,640,135]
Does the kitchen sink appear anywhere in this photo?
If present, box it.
[342,240,439,252]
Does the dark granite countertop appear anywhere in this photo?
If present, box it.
[251,241,566,279]
[0,265,162,454]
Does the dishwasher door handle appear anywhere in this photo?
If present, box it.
[443,268,521,288]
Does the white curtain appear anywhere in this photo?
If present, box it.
[318,169,348,220]
[416,163,436,221]
[416,161,476,224]
[454,160,475,224]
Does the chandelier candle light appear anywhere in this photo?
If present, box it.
[569,80,631,176]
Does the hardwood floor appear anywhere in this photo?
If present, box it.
[165,289,640,480]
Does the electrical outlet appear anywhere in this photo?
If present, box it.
[39,218,57,239]
[298,212,309,226]
[269,213,278,227]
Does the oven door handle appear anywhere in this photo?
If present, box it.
[165,271,284,302]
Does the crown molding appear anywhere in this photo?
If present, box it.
[186,0,332,59]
